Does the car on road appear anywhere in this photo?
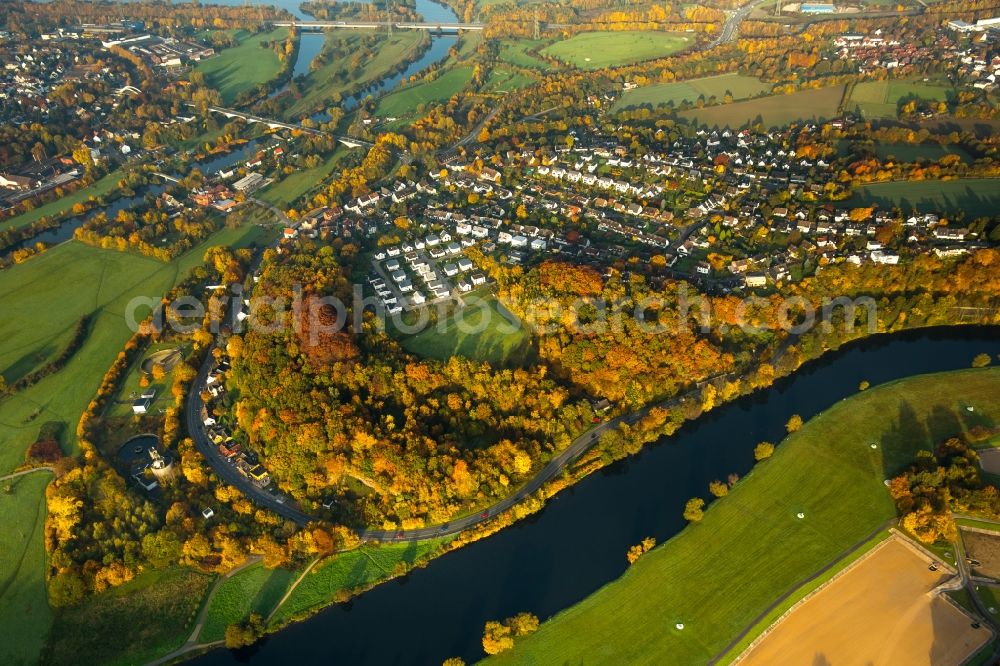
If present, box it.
[480,510,489,519]
[395,531,404,539]
[440,523,449,532]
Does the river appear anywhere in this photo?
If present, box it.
[191,325,999,665]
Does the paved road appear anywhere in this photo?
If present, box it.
[711,0,769,48]
[0,466,54,483]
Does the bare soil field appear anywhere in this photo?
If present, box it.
[964,529,1000,580]
[740,537,991,666]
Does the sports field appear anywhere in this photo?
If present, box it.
[613,74,771,111]
[679,85,845,128]
[0,225,273,665]
[845,178,1000,217]
[848,78,953,119]
[376,66,475,118]
[196,28,289,105]
[0,169,124,233]
[489,368,1000,665]
[393,293,533,367]
[541,31,692,70]
[742,538,990,665]
[284,32,426,118]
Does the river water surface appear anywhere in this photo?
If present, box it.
[192,325,1000,666]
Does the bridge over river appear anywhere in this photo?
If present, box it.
[272,20,484,32]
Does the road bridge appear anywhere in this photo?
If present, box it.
[273,20,484,32]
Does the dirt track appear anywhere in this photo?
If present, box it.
[741,538,992,666]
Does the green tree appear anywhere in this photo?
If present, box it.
[225,613,265,649]
[49,570,86,607]
[683,497,705,522]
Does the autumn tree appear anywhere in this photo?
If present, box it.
[786,414,803,433]
[626,536,656,564]
[683,497,705,522]
[708,480,729,498]
[973,353,992,368]
[754,442,775,461]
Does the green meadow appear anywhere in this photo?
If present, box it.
[846,178,1000,217]
[196,28,289,105]
[541,31,692,70]
[613,73,772,111]
[491,369,1000,665]
[377,67,475,118]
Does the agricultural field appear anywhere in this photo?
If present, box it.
[541,31,692,70]
[848,77,953,119]
[44,567,213,666]
[742,538,990,666]
[613,73,772,111]
[258,148,347,208]
[195,28,290,105]
[0,224,274,664]
[0,169,124,233]
[964,529,1000,579]
[199,562,296,643]
[679,85,845,128]
[283,32,426,118]
[498,39,552,70]
[392,293,533,367]
[490,368,1000,666]
[376,67,475,119]
[269,539,447,626]
[845,178,1000,217]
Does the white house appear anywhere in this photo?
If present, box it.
[443,263,459,277]
[458,258,474,272]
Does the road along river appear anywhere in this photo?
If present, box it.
[191,325,999,665]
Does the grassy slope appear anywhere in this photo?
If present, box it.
[45,567,213,666]
[0,170,123,233]
[490,368,1000,665]
[196,28,288,105]
[484,67,537,94]
[284,31,425,118]
[376,66,475,118]
[199,562,296,643]
[498,39,552,70]
[849,77,953,119]
[679,85,845,128]
[541,31,692,70]
[613,74,771,111]
[269,540,445,626]
[0,225,273,665]
[845,178,1000,217]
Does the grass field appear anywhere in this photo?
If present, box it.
[284,32,425,118]
[848,77,953,119]
[0,224,274,664]
[541,31,692,70]
[498,39,552,70]
[196,28,289,105]
[613,73,771,111]
[845,178,1000,217]
[258,148,347,207]
[484,67,538,94]
[392,293,533,367]
[839,140,974,163]
[489,368,1000,665]
[269,539,446,626]
[376,66,475,118]
[0,170,124,233]
[199,562,296,643]
[45,567,213,666]
[679,85,845,128]
[0,472,52,666]
[743,538,990,665]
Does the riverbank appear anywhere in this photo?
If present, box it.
[188,326,1000,666]
[489,367,1000,665]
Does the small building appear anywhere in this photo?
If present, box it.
[132,397,152,415]
[202,507,215,519]
[471,273,487,286]
[458,258,474,272]
[232,172,264,193]
[744,273,767,288]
